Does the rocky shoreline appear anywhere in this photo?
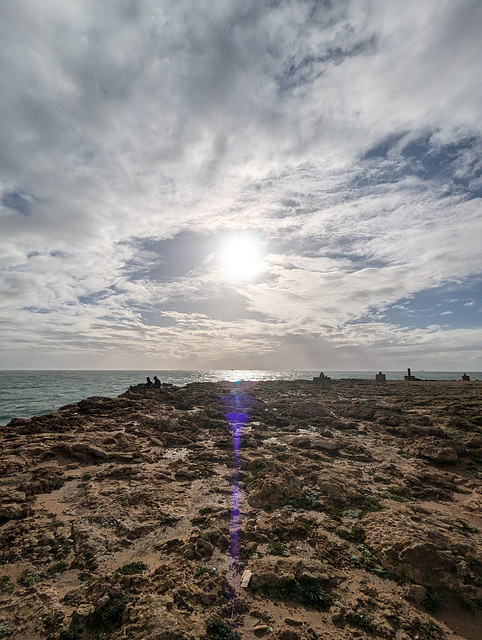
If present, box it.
[0,378,481,640]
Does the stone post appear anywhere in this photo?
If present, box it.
[313,372,331,390]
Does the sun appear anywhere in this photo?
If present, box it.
[221,235,263,280]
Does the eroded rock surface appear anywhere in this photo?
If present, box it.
[0,379,481,639]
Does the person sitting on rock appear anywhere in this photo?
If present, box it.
[145,376,153,388]
[153,376,161,388]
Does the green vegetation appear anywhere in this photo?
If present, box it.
[17,570,43,586]
[116,561,148,575]
[282,487,322,511]
[0,577,13,594]
[206,617,241,640]
[261,576,332,610]
[87,592,129,632]
[58,623,84,640]
[356,495,382,517]
[345,611,376,632]
[50,475,67,490]
[195,566,216,577]
[322,505,344,522]
[47,562,68,577]
[456,518,478,533]
[350,545,392,579]
[415,619,443,640]
[335,524,366,543]
[0,622,12,639]
[267,540,290,556]
[199,506,214,515]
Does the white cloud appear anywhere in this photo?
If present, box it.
[1,0,481,369]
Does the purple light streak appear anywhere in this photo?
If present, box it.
[221,385,255,572]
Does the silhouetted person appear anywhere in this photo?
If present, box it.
[153,376,161,388]
[145,376,153,388]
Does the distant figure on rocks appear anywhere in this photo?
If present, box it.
[153,376,161,388]
[145,377,153,388]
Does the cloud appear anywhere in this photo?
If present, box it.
[0,0,481,369]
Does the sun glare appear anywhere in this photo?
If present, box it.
[221,236,262,280]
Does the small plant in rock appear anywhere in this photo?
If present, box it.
[415,618,443,640]
[50,475,67,490]
[283,488,322,511]
[0,622,12,639]
[356,495,382,517]
[206,616,241,640]
[323,505,344,522]
[17,570,43,586]
[456,518,478,533]
[86,593,129,633]
[335,524,366,543]
[58,622,84,640]
[345,611,376,632]
[267,541,290,556]
[350,545,392,579]
[422,587,442,613]
[262,576,332,610]
[195,566,216,577]
[116,561,148,575]
[47,562,68,577]
[0,577,13,594]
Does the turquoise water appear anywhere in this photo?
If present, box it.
[0,369,479,426]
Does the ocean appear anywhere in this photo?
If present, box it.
[0,369,480,427]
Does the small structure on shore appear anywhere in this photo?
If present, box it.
[313,372,331,389]
[375,371,386,383]
[404,368,422,381]
[461,373,471,381]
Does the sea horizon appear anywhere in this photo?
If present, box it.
[1,369,480,427]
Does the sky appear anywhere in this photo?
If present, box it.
[1,0,481,371]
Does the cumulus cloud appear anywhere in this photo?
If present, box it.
[0,0,481,369]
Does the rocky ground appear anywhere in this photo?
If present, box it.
[0,378,481,640]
